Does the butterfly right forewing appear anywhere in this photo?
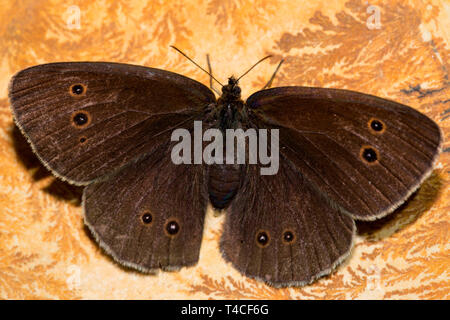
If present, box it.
[246,87,442,220]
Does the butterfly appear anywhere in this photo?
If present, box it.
[8,48,442,287]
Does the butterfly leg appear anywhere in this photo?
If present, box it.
[207,54,221,95]
[261,59,284,90]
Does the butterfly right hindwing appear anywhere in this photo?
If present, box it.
[221,158,355,287]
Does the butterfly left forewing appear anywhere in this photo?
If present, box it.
[247,87,442,220]
[9,62,215,185]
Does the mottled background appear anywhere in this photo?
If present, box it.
[0,0,448,299]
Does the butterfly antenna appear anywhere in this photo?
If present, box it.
[170,46,224,87]
[237,55,272,81]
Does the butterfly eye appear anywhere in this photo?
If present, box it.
[69,84,86,96]
[141,212,153,225]
[165,219,180,236]
[71,111,91,128]
[368,118,385,134]
[360,146,379,164]
[256,230,270,247]
[282,230,295,244]
[233,87,241,95]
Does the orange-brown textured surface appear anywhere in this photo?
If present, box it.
[0,0,449,299]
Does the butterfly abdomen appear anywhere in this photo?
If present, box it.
[207,80,247,209]
[208,163,244,209]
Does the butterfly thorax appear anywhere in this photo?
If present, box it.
[208,77,247,209]
[219,76,242,102]
[216,77,246,131]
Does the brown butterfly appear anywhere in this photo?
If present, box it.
[8,48,442,287]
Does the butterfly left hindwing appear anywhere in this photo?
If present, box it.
[83,142,208,271]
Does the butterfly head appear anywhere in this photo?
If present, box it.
[221,76,241,100]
